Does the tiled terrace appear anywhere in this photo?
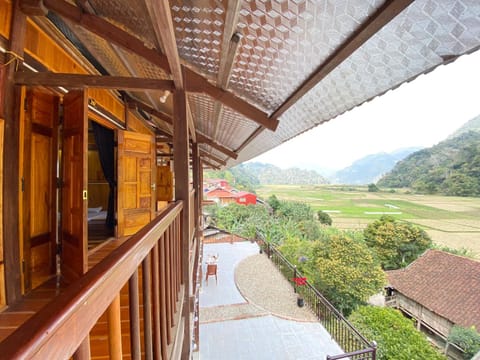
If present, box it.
[198,240,344,360]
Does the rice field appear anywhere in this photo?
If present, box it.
[256,185,480,258]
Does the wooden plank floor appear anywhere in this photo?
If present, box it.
[0,237,129,343]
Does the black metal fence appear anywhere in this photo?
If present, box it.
[260,240,377,360]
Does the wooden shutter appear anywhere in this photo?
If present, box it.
[117,131,155,237]
[61,90,88,280]
[22,89,58,290]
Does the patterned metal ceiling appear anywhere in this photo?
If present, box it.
[38,0,480,169]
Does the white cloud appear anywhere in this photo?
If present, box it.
[251,50,480,172]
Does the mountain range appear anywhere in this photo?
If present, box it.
[206,115,480,191]
[377,115,480,196]
[331,147,422,185]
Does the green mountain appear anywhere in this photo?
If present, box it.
[447,114,480,139]
[333,147,422,185]
[205,162,328,188]
[242,163,329,185]
[377,129,480,196]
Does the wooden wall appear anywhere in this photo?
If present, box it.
[0,118,5,308]
[0,0,12,40]
[396,293,453,337]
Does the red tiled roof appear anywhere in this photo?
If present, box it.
[387,250,480,330]
[205,189,234,198]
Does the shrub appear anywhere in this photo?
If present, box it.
[349,306,446,360]
[317,210,332,225]
[448,325,480,359]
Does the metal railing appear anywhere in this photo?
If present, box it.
[260,240,377,360]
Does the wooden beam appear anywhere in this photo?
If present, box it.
[196,132,238,160]
[127,98,173,126]
[2,0,27,305]
[29,0,273,132]
[172,90,191,359]
[143,0,197,142]
[201,158,220,170]
[40,0,171,72]
[144,0,183,89]
[217,0,242,89]
[15,71,175,91]
[271,0,414,119]
[20,0,47,15]
[184,67,279,132]
[199,150,226,166]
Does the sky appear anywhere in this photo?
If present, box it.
[249,50,480,175]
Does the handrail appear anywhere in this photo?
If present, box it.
[0,202,183,359]
[260,240,377,360]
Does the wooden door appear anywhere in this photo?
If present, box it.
[117,131,155,237]
[61,90,88,281]
[22,89,58,291]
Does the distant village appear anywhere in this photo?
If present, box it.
[203,178,480,359]
[203,178,258,206]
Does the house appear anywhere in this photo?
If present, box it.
[204,188,237,205]
[0,1,479,359]
[233,191,257,205]
[204,178,230,190]
[386,250,480,352]
[205,187,257,206]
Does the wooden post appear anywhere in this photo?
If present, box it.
[159,234,168,359]
[73,336,90,360]
[192,141,200,249]
[151,244,161,358]
[2,0,27,305]
[142,254,153,360]
[164,225,172,344]
[173,89,191,359]
[107,294,123,360]
[128,270,141,360]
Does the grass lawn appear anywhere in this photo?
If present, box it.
[256,185,480,257]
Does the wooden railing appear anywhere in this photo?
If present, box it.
[261,241,377,360]
[0,202,185,359]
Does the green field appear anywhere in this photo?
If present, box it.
[256,185,480,257]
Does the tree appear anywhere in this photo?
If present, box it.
[309,233,385,315]
[448,325,480,359]
[368,183,379,192]
[317,210,332,225]
[363,216,432,269]
[349,306,446,360]
[275,200,314,223]
[214,203,269,239]
[267,194,280,212]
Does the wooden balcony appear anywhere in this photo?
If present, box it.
[0,202,191,359]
